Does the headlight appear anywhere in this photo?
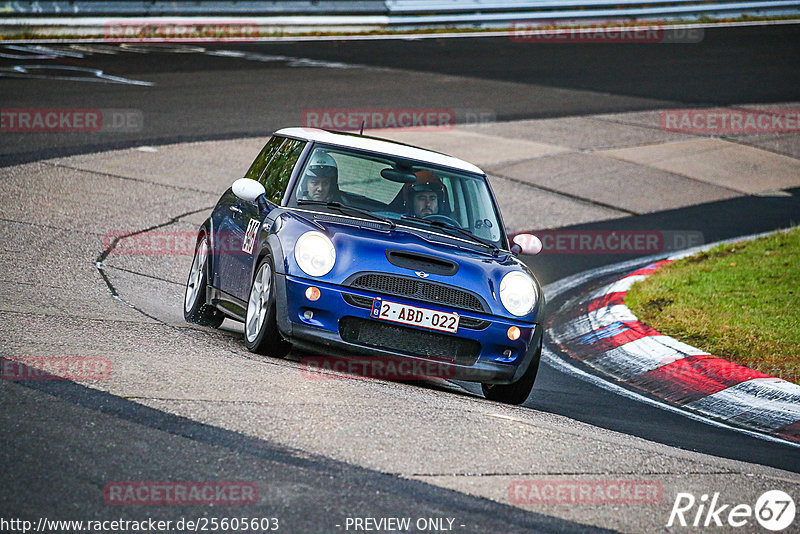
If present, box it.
[499,271,537,317]
[294,231,336,277]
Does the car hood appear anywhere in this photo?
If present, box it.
[277,212,542,321]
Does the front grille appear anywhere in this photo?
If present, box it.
[342,293,378,308]
[339,317,480,365]
[348,273,486,312]
[342,293,490,330]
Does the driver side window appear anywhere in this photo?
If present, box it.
[243,136,307,205]
[244,136,283,182]
[260,138,306,205]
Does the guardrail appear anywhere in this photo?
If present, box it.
[390,1,800,25]
[1,0,799,38]
[0,1,385,16]
[5,0,800,18]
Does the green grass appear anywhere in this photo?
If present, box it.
[626,228,800,384]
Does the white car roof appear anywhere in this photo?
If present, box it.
[275,127,485,175]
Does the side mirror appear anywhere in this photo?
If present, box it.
[232,178,266,203]
[511,234,543,255]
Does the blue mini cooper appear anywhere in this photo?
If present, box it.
[184,128,545,404]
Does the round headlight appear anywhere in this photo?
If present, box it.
[294,231,336,277]
[499,271,537,317]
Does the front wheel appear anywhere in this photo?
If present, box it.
[184,233,224,328]
[244,256,291,357]
[481,340,541,405]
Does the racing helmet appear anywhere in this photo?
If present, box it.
[305,151,338,180]
[403,171,449,215]
[300,151,339,199]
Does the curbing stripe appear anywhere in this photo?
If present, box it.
[586,291,626,312]
[588,336,692,381]
[627,261,673,276]
[685,379,800,433]
[626,355,770,404]
[560,318,661,355]
[547,254,800,443]
[587,304,638,330]
[598,274,648,295]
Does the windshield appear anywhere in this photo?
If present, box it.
[288,144,505,247]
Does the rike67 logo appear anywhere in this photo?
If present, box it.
[667,490,795,531]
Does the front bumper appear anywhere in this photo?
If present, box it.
[275,273,543,384]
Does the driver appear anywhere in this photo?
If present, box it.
[413,188,439,217]
[404,171,447,218]
[299,151,340,202]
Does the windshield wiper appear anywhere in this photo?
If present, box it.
[297,200,396,229]
[400,215,500,256]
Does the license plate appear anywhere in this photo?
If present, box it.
[371,298,459,333]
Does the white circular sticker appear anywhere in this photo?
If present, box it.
[755,490,796,531]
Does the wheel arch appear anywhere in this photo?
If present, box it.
[197,218,216,286]
[252,233,291,338]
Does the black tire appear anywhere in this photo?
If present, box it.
[244,256,291,357]
[481,339,541,405]
[183,232,224,328]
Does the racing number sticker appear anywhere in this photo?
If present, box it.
[242,218,260,254]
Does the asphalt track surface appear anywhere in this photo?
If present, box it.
[2,380,588,533]
[2,23,800,533]
[2,24,799,166]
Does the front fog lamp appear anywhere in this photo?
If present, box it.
[295,231,336,277]
[499,271,537,317]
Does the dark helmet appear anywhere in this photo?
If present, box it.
[403,171,448,214]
